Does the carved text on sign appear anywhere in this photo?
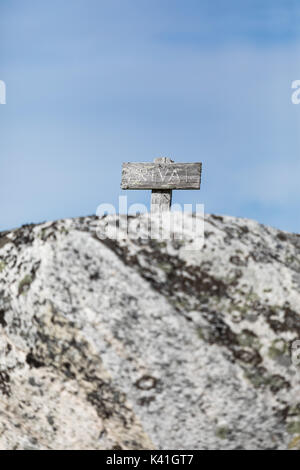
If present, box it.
[121,162,201,190]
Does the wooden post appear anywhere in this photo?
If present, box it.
[151,157,173,213]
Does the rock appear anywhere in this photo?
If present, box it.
[0,213,299,450]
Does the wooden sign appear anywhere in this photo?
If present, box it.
[121,157,202,212]
[121,162,201,190]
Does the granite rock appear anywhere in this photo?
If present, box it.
[0,213,299,450]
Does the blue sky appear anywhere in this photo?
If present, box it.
[1,0,300,232]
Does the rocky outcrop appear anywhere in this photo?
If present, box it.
[0,213,300,450]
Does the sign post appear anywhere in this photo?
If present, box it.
[121,157,202,212]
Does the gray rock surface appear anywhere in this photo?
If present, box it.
[0,213,300,450]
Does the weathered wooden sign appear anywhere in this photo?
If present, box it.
[121,161,201,190]
[121,157,202,212]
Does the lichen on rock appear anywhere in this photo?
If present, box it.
[0,213,299,449]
